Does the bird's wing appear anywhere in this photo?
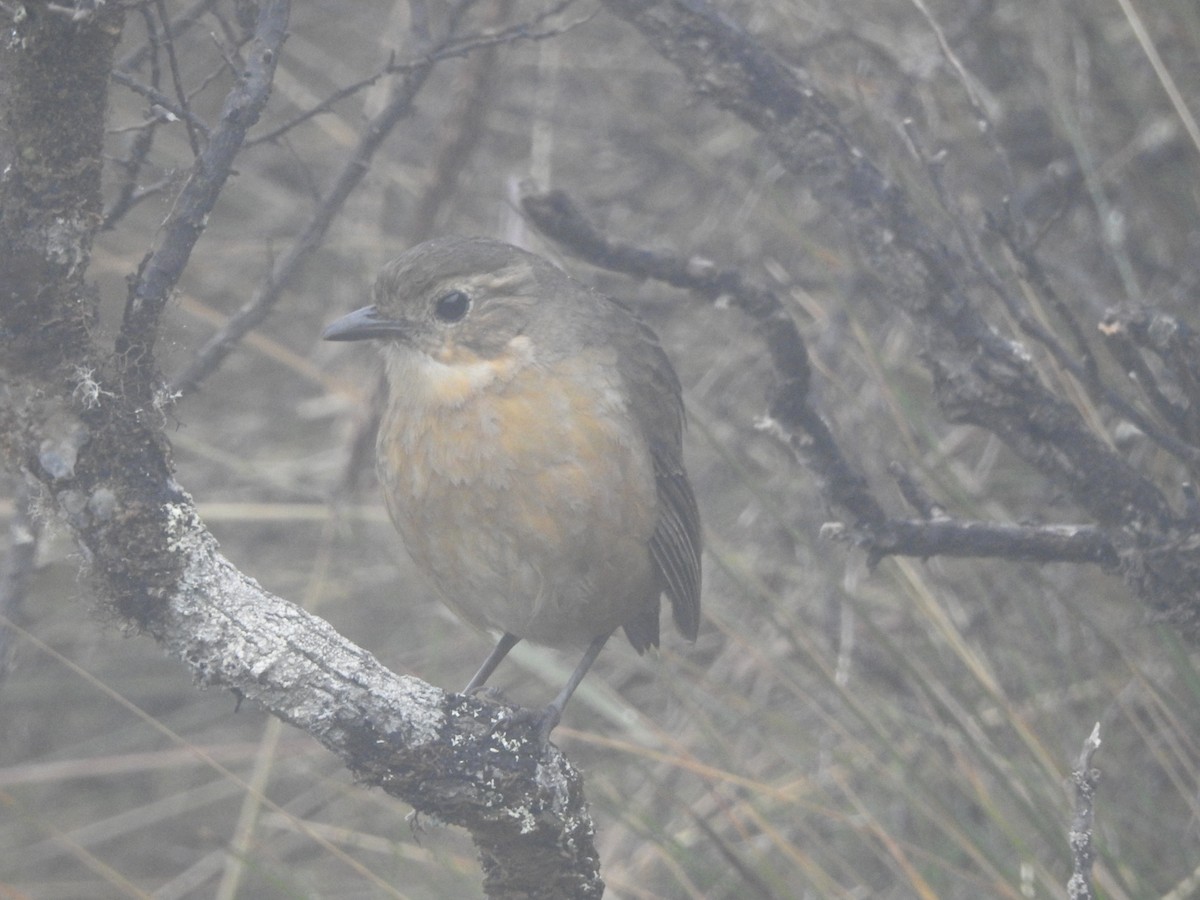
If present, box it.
[614,306,702,641]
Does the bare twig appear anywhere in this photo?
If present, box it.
[116,0,218,74]
[904,118,1200,471]
[104,169,179,231]
[110,69,213,137]
[153,0,201,156]
[823,518,1119,568]
[117,0,290,392]
[1101,308,1200,446]
[103,6,165,230]
[1000,220,1200,469]
[169,55,437,395]
[888,461,945,520]
[0,483,39,679]
[403,5,509,242]
[247,1,590,148]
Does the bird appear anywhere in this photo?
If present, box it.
[322,235,701,740]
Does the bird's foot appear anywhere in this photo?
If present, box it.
[463,683,510,703]
[457,687,562,751]
[505,703,562,749]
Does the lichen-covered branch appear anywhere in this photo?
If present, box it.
[1067,724,1100,900]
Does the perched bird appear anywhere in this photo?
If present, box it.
[323,236,701,738]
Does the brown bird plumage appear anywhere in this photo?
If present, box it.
[323,236,701,737]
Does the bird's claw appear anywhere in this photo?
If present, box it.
[505,703,562,749]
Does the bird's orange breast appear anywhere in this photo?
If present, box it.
[376,337,660,646]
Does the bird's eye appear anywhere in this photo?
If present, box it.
[433,290,470,323]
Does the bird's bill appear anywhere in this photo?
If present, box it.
[321,305,408,342]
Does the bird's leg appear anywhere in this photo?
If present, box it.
[463,631,521,693]
[532,631,612,743]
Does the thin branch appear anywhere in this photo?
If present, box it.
[244,64,395,147]
[116,0,218,73]
[0,483,40,679]
[1001,220,1200,469]
[154,0,201,156]
[904,119,1200,471]
[104,168,178,231]
[247,1,591,148]
[117,0,290,391]
[1100,319,1194,441]
[1101,308,1200,446]
[822,518,1119,568]
[169,57,437,395]
[406,0,510,240]
[906,0,1017,204]
[103,6,165,230]
[888,460,945,520]
[110,69,213,137]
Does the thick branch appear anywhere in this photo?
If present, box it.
[152,522,604,898]
[0,369,604,895]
